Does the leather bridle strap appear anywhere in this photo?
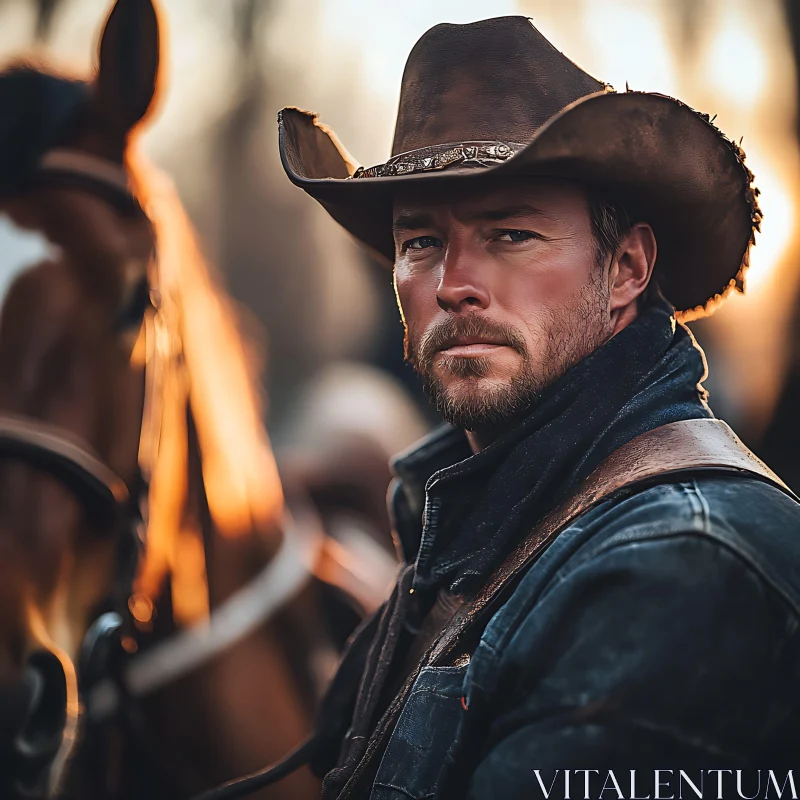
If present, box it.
[83,517,323,723]
[35,149,137,207]
[123,517,320,697]
[0,414,129,519]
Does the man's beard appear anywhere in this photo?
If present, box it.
[405,281,610,431]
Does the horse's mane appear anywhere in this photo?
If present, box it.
[0,63,87,193]
[130,155,285,624]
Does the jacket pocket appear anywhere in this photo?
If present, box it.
[371,665,467,800]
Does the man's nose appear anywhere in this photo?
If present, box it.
[436,247,490,312]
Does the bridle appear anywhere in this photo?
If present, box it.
[0,151,143,524]
[0,149,150,546]
[11,147,325,723]
[0,148,154,797]
[0,148,152,512]
[0,414,130,517]
[0,146,157,699]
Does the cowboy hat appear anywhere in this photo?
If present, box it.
[278,16,760,318]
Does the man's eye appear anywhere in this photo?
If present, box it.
[497,230,537,243]
[403,236,442,251]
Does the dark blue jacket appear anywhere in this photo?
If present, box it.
[325,314,800,800]
[373,472,800,799]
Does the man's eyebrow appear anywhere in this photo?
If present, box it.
[392,211,435,234]
[471,203,553,222]
[391,203,552,234]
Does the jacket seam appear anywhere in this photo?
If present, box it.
[475,525,800,670]
[577,528,800,620]
[692,478,713,530]
[372,780,434,798]
[684,478,712,531]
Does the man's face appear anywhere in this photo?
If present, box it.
[393,177,614,431]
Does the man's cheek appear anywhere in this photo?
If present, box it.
[392,267,410,324]
[394,266,439,321]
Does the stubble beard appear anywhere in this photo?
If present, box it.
[405,280,611,431]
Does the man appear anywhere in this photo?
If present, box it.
[272,16,800,800]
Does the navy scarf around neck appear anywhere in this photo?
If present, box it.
[407,297,713,595]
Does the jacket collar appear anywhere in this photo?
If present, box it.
[388,424,471,564]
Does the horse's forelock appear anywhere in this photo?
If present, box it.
[0,64,88,193]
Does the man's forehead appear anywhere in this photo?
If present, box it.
[391,177,585,224]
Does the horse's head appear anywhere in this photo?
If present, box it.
[0,0,162,795]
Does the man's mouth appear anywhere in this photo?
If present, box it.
[437,336,509,357]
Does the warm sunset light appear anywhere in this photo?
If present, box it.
[130,157,287,624]
[2,4,800,797]
[581,2,679,96]
[704,10,769,110]
[148,167,285,539]
[742,153,794,292]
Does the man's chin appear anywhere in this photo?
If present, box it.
[437,372,517,398]
[431,379,531,430]
[434,350,520,379]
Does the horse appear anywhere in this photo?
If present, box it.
[0,1,393,797]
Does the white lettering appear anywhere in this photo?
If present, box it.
[678,770,704,799]
[533,770,559,798]
[707,770,733,799]
[630,769,651,800]
[599,771,624,799]
[655,770,674,800]
[766,771,798,799]
[574,769,600,799]
[736,769,761,799]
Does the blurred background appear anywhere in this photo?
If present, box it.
[1,0,799,485]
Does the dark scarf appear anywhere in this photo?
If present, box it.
[397,296,712,595]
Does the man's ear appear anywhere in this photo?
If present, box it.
[91,0,162,154]
[609,222,658,314]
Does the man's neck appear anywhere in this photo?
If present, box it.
[465,414,524,453]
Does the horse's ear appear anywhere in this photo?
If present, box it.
[92,0,161,146]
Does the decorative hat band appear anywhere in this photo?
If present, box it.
[351,140,526,179]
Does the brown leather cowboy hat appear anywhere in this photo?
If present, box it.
[278,16,760,319]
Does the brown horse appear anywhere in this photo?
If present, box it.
[0,1,390,798]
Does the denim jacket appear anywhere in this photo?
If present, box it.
[325,316,800,800]
[371,471,800,799]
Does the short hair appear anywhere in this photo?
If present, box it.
[587,189,662,309]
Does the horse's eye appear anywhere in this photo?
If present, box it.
[116,275,152,331]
